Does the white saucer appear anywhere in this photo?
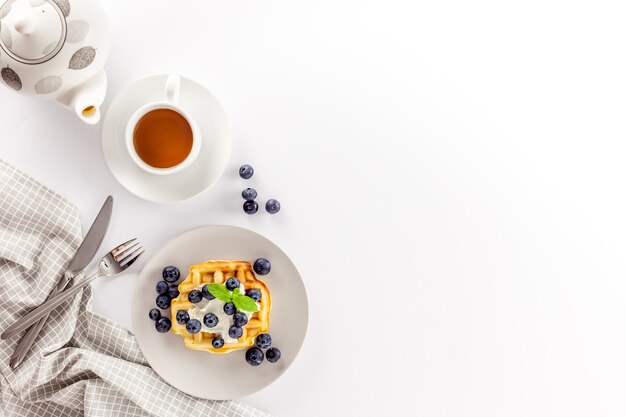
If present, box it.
[102,74,232,203]
[131,226,309,400]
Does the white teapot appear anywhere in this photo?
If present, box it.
[0,0,109,124]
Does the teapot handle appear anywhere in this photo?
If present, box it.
[164,74,180,104]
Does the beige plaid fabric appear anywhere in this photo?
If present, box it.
[0,160,271,417]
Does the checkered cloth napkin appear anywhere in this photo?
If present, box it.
[0,160,271,417]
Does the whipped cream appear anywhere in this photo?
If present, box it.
[187,285,255,344]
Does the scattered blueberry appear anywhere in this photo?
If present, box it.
[202,284,215,300]
[225,277,241,291]
[265,199,281,214]
[156,281,169,295]
[233,311,248,327]
[148,308,161,321]
[253,258,271,275]
[203,313,219,328]
[256,333,272,349]
[223,302,236,315]
[186,319,202,334]
[266,347,281,363]
[242,188,258,200]
[212,336,224,349]
[155,317,171,333]
[245,347,264,366]
[246,288,262,302]
[176,310,190,324]
[239,164,254,179]
[168,284,180,299]
[156,294,171,309]
[162,266,180,283]
[243,200,258,214]
[229,325,243,339]
[188,290,203,303]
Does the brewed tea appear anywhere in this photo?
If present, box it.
[133,108,193,169]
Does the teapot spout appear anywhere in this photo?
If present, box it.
[56,70,107,125]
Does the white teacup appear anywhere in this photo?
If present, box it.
[125,74,202,175]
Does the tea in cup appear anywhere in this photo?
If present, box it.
[125,74,201,175]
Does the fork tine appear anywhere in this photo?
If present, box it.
[120,248,144,268]
[112,240,140,260]
[110,238,138,255]
[118,244,143,264]
[114,244,140,262]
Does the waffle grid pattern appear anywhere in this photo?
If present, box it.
[171,260,271,354]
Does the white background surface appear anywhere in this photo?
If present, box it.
[2,0,626,415]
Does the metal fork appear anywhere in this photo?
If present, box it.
[2,239,144,339]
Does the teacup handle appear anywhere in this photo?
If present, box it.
[164,74,181,104]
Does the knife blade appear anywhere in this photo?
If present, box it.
[6,196,113,367]
[66,196,114,274]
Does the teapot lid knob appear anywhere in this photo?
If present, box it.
[13,15,34,34]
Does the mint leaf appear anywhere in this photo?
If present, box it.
[207,283,231,302]
[233,294,259,312]
[232,287,241,296]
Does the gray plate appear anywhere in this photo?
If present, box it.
[131,225,309,400]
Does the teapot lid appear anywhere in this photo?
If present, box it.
[0,0,67,64]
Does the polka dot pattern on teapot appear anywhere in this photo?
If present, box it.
[68,46,95,70]
[35,75,62,94]
[1,67,22,91]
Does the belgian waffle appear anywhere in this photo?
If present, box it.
[170,260,271,354]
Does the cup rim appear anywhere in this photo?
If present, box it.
[125,102,202,176]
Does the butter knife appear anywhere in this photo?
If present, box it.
[7,196,113,368]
